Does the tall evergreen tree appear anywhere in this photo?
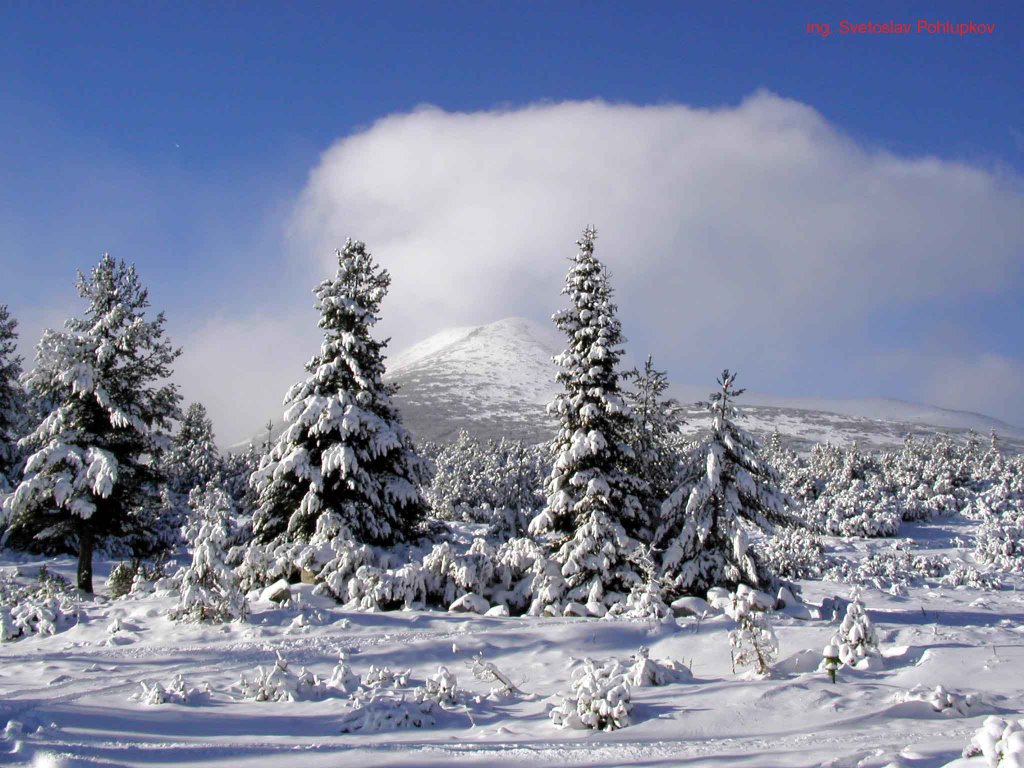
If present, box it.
[529,227,647,609]
[3,256,181,592]
[0,305,28,494]
[656,370,797,598]
[251,240,429,548]
[165,402,220,495]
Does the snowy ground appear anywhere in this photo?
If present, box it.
[1,516,1022,768]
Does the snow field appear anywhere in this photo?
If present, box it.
[2,516,1022,768]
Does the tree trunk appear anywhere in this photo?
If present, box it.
[77,520,94,594]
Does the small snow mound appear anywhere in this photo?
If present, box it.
[448,593,489,614]
[671,596,710,618]
[624,647,692,687]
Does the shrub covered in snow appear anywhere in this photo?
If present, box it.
[237,653,329,702]
[549,657,632,731]
[419,665,459,706]
[963,715,1024,767]
[363,664,411,689]
[822,643,840,683]
[758,527,827,580]
[823,549,998,593]
[896,684,977,716]
[608,578,673,622]
[0,568,78,641]
[338,689,436,733]
[326,652,361,695]
[467,653,522,697]
[106,561,137,598]
[727,587,778,677]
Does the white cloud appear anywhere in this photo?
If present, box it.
[288,93,1024,425]
[174,312,318,445]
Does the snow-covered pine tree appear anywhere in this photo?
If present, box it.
[165,402,220,496]
[0,305,28,494]
[656,370,797,598]
[251,240,429,551]
[623,355,684,518]
[171,482,247,623]
[528,227,648,610]
[3,256,181,592]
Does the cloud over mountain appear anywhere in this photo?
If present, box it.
[290,93,1024,426]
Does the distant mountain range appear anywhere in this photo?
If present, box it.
[233,317,1024,454]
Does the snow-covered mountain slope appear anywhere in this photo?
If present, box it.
[386,317,1023,452]
[234,317,1023,453]
[386,317,563,444]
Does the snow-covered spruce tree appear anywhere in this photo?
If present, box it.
[165,402,220,496]
[0,305,28,495]
[171,483,247,623]
[251,240,429,555]
[2,256,181,592]
[655,370,798,598]
[623,355,684,516]
[832,589,879,666]
[528,227,648,611]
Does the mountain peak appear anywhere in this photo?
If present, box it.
[386,317,562,443]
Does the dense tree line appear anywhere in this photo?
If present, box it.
[1,231,1021,621]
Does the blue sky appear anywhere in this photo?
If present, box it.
[2,1,1023,440]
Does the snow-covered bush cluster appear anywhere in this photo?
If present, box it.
[758,527,826,580]
[823,549,1000,593]
[0,568,78,641]
[236,653,462,733]
[424,431,545,536]
[896,684,977,716]
[133,675,209,706]
[236,652,336,703]
[772,432,1017,543]
[549,657,633,731]
[970,457,1024,574]
[964,715,1024,767]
